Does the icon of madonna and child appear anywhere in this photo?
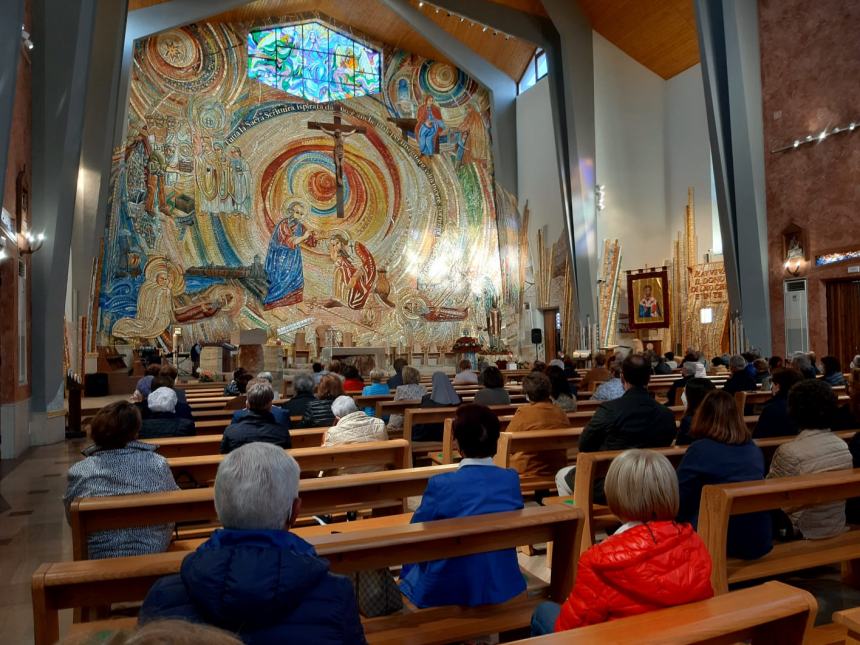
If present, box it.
[263,199,385,311]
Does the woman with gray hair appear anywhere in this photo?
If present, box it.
[388,365,426,431]
[139,387,196,439]
[324,395,388,474]
[139,443,367,643]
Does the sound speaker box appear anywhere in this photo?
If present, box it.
[531,328,543,344]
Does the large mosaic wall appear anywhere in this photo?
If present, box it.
[97,18,524,351]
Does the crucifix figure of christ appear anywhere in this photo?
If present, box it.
[307,103,367,218]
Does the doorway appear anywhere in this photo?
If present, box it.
[826,280,860,371]
[542,308,560,362]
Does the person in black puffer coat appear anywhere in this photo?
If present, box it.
[301,374,344,428]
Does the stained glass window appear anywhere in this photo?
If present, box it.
[248,21,381,103]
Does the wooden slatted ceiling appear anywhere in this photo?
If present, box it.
[410,1,537,80]
[576,0,700,79]
[127,0,538,82]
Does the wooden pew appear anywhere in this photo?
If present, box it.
[833,605,860,644]
[401,404,522,464]
[507,581,815,644]
[698,467,860,595]
[168,439,411,486]
[35,506,584,645]
[572,431,858,552]
[69,464,458,560]
[495,429,584,492]
[142,427,326,458]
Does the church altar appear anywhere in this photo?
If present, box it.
[321,346,388,369]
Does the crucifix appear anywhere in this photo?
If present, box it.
[308,103,367,218]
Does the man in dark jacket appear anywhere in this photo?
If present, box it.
[723,355,758,394]
[139,443,367,644]
[232,376,291,427]
[665,361,697,407]
[753,368,802,438]
[139,387,196,439]
[221,382,291,454]
[556,354,675,499]
[280,372,317,419]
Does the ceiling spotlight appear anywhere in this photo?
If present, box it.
[459,17,464,22]
[850,123,856,131]
[418,1,423,6]
[818,129,827,141]
[482,26,487,32]
[793,140,799,148]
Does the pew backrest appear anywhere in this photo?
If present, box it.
[142,427,326,458]
[506,581,815,644]
[168,439,410,486]
[698,467,860,593]
[69,464,458,560]
[36,505,584,645]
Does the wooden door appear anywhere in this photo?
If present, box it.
[826,280,860,370]
[542,308,560,362]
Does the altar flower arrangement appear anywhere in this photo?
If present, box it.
[452,336,483,352]
[198,370,215,383]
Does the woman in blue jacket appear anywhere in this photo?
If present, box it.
[676,390,772,560]
[399,404,526,607]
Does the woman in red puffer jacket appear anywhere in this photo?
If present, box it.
[530,449,714,635]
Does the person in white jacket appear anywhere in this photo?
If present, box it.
[324,396,388,474]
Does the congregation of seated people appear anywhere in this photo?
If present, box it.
[58,348,860,643]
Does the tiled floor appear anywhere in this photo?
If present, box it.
[0,438,86,644]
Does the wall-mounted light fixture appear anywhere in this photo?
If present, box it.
[2,225,46,257]
[784,257,802,277]
[21,24,34,52]
[772,120,857,153]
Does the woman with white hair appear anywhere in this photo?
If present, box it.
[139,387,196,439]
[139,443,367,643]
[324,395,388,474]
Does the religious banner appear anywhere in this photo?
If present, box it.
[626,267,671,330]
[685,261,729,359]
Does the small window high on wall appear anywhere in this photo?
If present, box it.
[247,20,381,103]
[518,49,548,95]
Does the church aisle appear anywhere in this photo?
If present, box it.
[0,439,85,643]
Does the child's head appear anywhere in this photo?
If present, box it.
[453,404,500,459]
[604,449,679,523]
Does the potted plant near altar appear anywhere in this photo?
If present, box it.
[452,335,484,370]
[198,369,215,383]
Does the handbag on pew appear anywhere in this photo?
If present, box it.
[348,568,404,617]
